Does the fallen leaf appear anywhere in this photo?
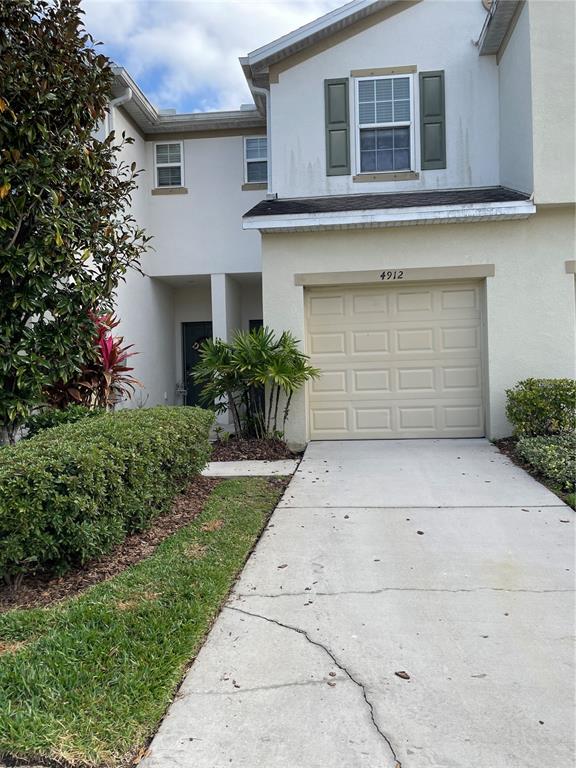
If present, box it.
[327,681,336,687]
[417,530,424,535]
[395,671,411,680]
[277,563,288,569]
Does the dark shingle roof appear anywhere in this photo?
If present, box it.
[244,186,531,218]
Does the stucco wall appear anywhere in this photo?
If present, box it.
[269,0,499,198]
[498,2,533,193]
[529,0,576,204]
[146,136,264,277]
[262,208,576,445]
[113,107,176,407]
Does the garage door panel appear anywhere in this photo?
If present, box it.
[306,282,484,439]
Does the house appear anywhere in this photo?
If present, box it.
[113,0,575,447]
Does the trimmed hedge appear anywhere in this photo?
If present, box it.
[0,406,213,581]
[24,405,104,439]
[505,378,576,437]
[516,435,576,493]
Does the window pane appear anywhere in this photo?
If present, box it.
[360,129,376,150]
[376,150,394,171]
[375,101,393,123]
[393,148,410,170]
[247,160,267,183]
[393,77,410,100]
[360,150,377,172]
[358,102,376,124]
[246,137,267,160]
[157,166,182,187]
[394,126,410,148]
[358,80,375,102]
[376,129,393,149]
[375,78,392,101]
[393,100,410,122]
[156,143,181,164]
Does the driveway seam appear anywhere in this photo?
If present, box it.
[278,504,569,509]
[227,605,402,768]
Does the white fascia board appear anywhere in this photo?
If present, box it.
[246,0,390,67]
[243,200,537,232]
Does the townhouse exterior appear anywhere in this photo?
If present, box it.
[113,0,575,447]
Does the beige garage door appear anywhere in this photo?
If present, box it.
[306,281,485,439]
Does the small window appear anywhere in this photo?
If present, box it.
[356,75,413,173]
[244,137,267,184]
[155,142,183,187]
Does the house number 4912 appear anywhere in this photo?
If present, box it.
[380,270,405,281]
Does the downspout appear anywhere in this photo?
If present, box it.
[250,83,274,197]
[107,87,133,135]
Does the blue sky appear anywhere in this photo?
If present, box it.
[82,0,344,113]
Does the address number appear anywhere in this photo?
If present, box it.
[380,270,405,281]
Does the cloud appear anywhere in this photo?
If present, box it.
[82,0,344,112]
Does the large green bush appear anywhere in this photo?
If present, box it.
[24,405,104,439]
[0,406,213,582]
[505,378,576,436]
[516,435,576,492]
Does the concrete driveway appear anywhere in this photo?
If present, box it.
[142,439,574,768]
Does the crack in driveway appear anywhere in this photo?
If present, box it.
[188,678,345,697]
[227,605,402,768]
[233,586,574,599]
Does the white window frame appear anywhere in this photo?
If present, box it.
[244,136,268,185]
[354,74,416,175]
[154,141,184,188]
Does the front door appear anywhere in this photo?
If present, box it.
[182,321,212,406]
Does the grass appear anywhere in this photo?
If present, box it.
[0,477,283,767]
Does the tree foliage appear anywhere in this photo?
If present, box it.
[0,0,149,439]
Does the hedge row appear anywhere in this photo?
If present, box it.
[505,378,576,437]
[0,406,213,581]
[516,435,576,493]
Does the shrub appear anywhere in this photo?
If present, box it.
[193,327,319,438]
[0,406,213,582]
[24,405,104,439]
[516,435,576,492]
[505,378,576,437]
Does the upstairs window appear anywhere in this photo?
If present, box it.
[155,142,183,187]
[356,75,413,173]
[244,137,268,184]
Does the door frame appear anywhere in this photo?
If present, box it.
[181,321,213,406]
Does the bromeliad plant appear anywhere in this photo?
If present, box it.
[193,327,319,439]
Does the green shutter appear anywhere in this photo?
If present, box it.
[419,71,446,170]
[325,79,350,176]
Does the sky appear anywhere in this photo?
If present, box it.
[81,0,346,113]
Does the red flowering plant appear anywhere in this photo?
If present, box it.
[45,312,141,409]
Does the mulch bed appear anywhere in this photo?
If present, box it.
[0,475,220,613]
[211,436,300,461]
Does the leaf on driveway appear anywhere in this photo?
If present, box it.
[395,671,411,680]
[277,563,288,569]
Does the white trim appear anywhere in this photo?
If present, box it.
[245,0,396,66]
[244,136,268,184]
[243,200,537,232]
[154,141,184,188]
[354,73,415,175]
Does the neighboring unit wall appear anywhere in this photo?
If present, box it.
[269,0,499,198]
[498,2,533,193]
[529,0,576,204]
[146,135,264,277]
[262,209,576,445]
[113,106,176,407]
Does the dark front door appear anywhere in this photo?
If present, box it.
[182,321,212,406]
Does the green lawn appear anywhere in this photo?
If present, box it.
[0,477,283,767]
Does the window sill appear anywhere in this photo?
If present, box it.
[353,171,419,183]
[151,187,188,196]
[242,182,267,191]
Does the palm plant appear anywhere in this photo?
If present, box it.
[192,327,319,439]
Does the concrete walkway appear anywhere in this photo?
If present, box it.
[142,439,574,768]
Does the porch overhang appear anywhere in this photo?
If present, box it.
[242,187,535,233]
